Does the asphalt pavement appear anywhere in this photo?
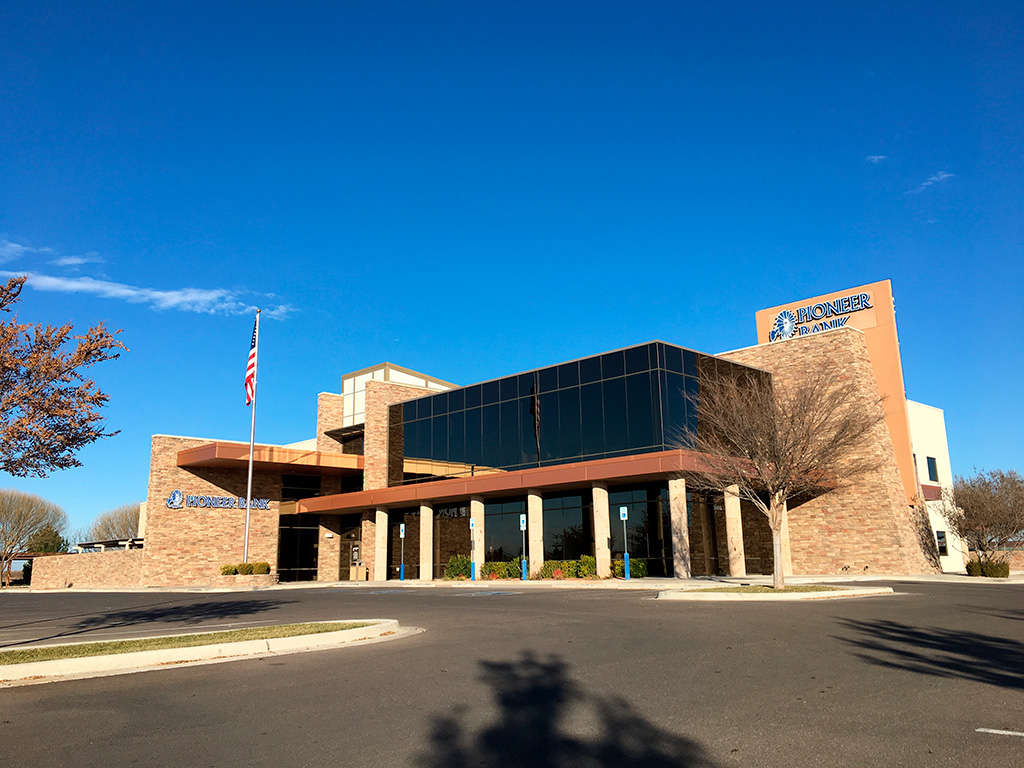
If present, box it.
[1,581,1022,767]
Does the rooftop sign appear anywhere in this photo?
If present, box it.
[769,292,873,341]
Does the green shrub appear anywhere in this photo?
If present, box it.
[236,562,255,576]
[966,559,1010,578]
[612,558,647,578]
[444,554,471,579]
[252,561,271,575]
[578,555,597,578]
[220,564,237,576]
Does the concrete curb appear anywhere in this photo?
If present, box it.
[656,586,896,601]
[0,619,409,688]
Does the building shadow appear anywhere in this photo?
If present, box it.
[0,596,293,649]
[418,652,717,768]
[836,617,1024,690]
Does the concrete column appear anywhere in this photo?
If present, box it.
[373,507,388,581]
[470,497,485,579]
[668,478,691,578]
[779,499,793,577]
[591,483,612,578]
[419,502,433,581]
[723,485,746,577]
[527,490,543,577]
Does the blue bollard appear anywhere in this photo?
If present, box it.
[471,560,476,581]
[400,563,404,581]
[624,552,631,580]
[521,558,528,580]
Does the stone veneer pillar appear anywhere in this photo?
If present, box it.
[724,485,746,577]
[779,500,793,576]
[373,507,388,581]
[419,502,434,581]
[591,484,611,578]
[527,490,543,577]
[668,478,691,578]
[470,497,485,579]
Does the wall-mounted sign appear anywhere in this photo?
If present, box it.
[770,292,873,341]
[165,490,270,510]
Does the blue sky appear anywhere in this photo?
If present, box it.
[2,1,1022,532]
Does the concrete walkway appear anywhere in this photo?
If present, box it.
[19,571,1024,594]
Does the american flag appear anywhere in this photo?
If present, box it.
[245,317,258,405]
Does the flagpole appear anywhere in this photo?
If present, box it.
[243,309,261,563]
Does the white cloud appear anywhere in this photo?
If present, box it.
[866,155,887,164]
[50,252,104,267]
[908,170,954,194]
[0,239,53,264]
[0,271,294,319]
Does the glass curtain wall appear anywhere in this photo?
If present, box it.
[390,342,763,483]
[484,497,527,562]
[608,484,672,576]
[542,494,594,561]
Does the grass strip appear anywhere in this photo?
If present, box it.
[686,585,843,594]
[0,621,372,665]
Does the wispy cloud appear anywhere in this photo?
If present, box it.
[0,239,53,264]
[0,271,294,319]
[908,170,954,194]
[50,252,104,267]
[866,155,887,164]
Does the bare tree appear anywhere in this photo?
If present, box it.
[88,502,141,541]
[0,276,125,477]
[678,366,885,588]
[940,470,1024,565]
[0,489,68,586]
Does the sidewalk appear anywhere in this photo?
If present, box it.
[19,570,1024,594]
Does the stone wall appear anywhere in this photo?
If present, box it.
[144,435,282,586]
[722,328,938,575]
[316,393,345,453]
[740,500,774,576]
[363,380,437,490]
[32,549,146,590]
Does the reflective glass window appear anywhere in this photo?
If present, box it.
[626,372,656,450]
[481,404,500,468]
[431,391,449,416]
[449,388,465,412]
[519,397,538,466]
[518,373,535,398]
[602,350,625,379]
[557,361,579,388]
[500,376,518,402]
[580,355,602,384]
[499,399,520,468]
[484,498,527,562]
[539,366,558,392]
[538,391,560,462]
[602,377,628,452]
[580,382,604,457]
[542,494,593,561]
[557,387,582,460]
[664,345,683,373]
[464,407,482,464]
[625,345,648,374]
[431,415,448,460]
[465,385,482,409]
[448,410,466,465]
[482,380,500,405]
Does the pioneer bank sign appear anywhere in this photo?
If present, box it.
[165,489,270,510]
[769,292,872,342]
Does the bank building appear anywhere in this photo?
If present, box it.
[32,280,964,589]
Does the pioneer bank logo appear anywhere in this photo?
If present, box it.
[165,490,270,510]
[769,292,872,341]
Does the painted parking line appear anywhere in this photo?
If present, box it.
[450,591,521,597]
[976,728,1024,738]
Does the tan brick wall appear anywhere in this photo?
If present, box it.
[722,328,938,575]
[740,500,774,576]
[32,550,146,590]
[316,393,345,453]
[144,435,282,586]
[1004,550,1024,572]
[363,380,436,490]
[318,514,342,580]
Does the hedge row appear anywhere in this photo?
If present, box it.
[965,559,1010,578]
[443,554,644,579]
[220,562,271,576]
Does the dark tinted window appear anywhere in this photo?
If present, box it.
[602,350,625,378]
[465,385,482,409]
[539,366,558,392]
[927,457,939,483]
[449,388,465,412]
[625,345,648,374]
[580,355,602,384]
[557,361,579,388]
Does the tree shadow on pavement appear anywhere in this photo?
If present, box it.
[836,617,1024,690]
[418,652,717,768]
[0,596,294,649]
